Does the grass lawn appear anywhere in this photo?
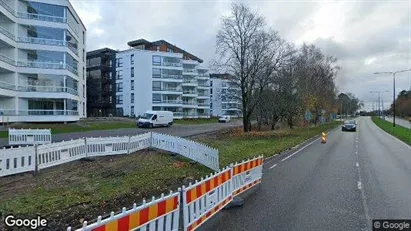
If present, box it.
[372,116,411,145]
[0,121,137,138]
[0,120,339,230]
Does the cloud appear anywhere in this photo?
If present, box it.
[70,0,411,111]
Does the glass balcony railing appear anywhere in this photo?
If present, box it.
[183,101,197,105]
[163,62,182,67]
[0,0,15,16]
[0,53,15,66]
[17,61,64,69]
[17,85,78,94]
[0,25,14,40]
[17,36,66,47]
[0,80,15,90]
[198,83,210,87]
[0,109,16,116]
[152,100,183,104]
[183,112,198,117]
[197,74,209,77]
[17,12,67,23]
[173,112,183,117]
[183,91,197,95]
[198,103,210,107]
[183,80,197,84]
[17,110,79,116]
[65,64,78,75]
[161,74,183,79]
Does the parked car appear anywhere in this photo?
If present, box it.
[342,120,356,132]
[137,110,173,128]
[218,115,231,123]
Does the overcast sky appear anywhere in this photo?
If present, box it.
[71,0,411,111]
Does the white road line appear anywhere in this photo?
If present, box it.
[357,181,362,190]
[372,120,411,149]
[356,162,359,167]
[281,138,319,162]
[269,164,277,169]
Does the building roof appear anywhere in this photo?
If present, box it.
[86,48,117,57]
[127,38,203,63]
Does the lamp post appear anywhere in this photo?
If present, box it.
[374,69,411,127]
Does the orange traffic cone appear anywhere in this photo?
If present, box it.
[321,132,327,143]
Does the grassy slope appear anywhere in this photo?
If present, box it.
[371,116,411,145]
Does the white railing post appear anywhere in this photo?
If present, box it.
[127,135,131,155]
[84,137,88,158]
[34,144,39,173]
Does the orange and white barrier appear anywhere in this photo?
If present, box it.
[182,167,232,231]
[68,190,180,231]
[232,156,263,197]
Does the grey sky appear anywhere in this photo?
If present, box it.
[71,0,411,111]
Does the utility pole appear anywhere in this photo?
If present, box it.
[370,91,388,118]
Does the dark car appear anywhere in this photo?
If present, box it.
[342,120,356,132]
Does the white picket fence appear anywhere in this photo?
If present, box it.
[0,132,219,177]
[8,128,52,145]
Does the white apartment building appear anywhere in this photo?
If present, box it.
[0,0,86,122]
[210,73,242,117]
[115,39,210,119]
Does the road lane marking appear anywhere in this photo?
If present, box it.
[372,120,411,149]
[269,164,277,169]
[357,181,362,190]
[356,162,359,167]
[281,138,319,162]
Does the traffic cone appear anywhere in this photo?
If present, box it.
[321,132,327,143]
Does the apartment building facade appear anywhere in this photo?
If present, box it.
[210,73,242,117]
[86,48,117,117]
[114,39,210,119]
[0,0,86,122]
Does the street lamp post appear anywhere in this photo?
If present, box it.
[374,69,411,127]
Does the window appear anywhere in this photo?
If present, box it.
[156,46,160,51]
[116,95,123,104]
[131,67,134,77]
[131,80,134,90]
[109,72,112,79]
[152,81,161,91]
[152,115,157,120]
[116,58,123,67]
[117,82,123,92]
[83,102,85,116]
[83,84,85,98]
[131,54,134,65]
[83,67,85,80]
[109,96,112,103]
[109,84,112,91]
[152,56,161,66]
[83,31,85,44]
[152,93,161,102]
[131,106,134,115]
[83,49,85,62]
[116,70,123,80]
[131,93,134,103]
[210,88,213,94]
[152,68,161,78]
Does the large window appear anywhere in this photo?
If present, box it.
[131,67,134,78]
[152,56,161,66]
[152,81,161,91]
[83,84,85,98]
[116,58,123,67]
[66,53,78,71]
[116,95,123,104]
[131,80,134,90]
[131,93,134,103]
[117,82,123,92]
[67,9,79,34]
[87,57,101,67]
[152,93,161,102]
[152,68,161,78]
[24,25,64,40]
[27,50,64,63]
[131,54,134,65]
[66,30,78,54]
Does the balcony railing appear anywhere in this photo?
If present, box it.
[0,80,15,90]
[0,0,15,16]
[152,100,183,104]
[183,80,197,84]
[183,101,197,105]
[173,112,183,117]
[18,36,66,47]
[183,91,197,95]
[197,94,208,97]
[0,25,14,40]
[198,83,210,87]
[183,69,196,73]
[183,112,198,117]
[17,61,64,69]
[163,62,182,67]
[18,85,78,94]
[17,12,67,23]
[198,103,210,107]
[161,74,183,79]
[65,64,78,75]
[0,53,15,66]
[197,74,209,77]
[0,109,16,116]
[17,110,79,116]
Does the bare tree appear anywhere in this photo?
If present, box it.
[214,3,290,132]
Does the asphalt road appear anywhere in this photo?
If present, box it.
[212,117,411,231]
[384,116,411,129]
[0,120,242,147]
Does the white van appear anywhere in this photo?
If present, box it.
[137,110,174,128]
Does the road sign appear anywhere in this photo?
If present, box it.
[305,111,312,122]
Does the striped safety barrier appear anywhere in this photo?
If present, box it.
[69,190,180,231]
[232,155,264,197]
[182,167,232,231]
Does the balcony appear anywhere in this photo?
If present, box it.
[183,112,198,118]
[0,25,14,41]
[18,36,65,46]
[198,103,210,107]
[183,69,197,75]
[0,109,15,116]
[163,62,182,67]
[197,94,208,99]
[18,85,78,95]
[197,74,209,80]
[0,0,15,16]
[152,100,183,105]
[182,79,197,86]
[0,53,15,66]
[197,83,210,88]
[161,74,183,79]
[17,12,67,23]
[173,112,183,118]
[0,80,15,90]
